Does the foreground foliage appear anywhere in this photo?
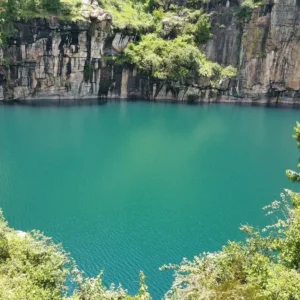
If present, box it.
[105,1,237,95]
[1,0,82,20]
[0,219,69,299]
[0,212,150,299]
[98,0,154,31]
[124,34,236,90]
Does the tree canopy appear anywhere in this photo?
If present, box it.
[124,34,237,89]
[0,212,150,299]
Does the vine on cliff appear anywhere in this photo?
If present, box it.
[236,0,262,22]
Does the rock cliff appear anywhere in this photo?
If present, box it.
[1,0,300,103]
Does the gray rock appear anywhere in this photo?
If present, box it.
[1,0,300,103]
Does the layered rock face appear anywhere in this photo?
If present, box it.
[241,0,300,101]
[1,0,300,103]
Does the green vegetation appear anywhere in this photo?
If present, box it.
[287,121,300,182]
[98,0,213,42]
[83,62,94,82]
[0,1,15,47]
[186,0,211,9]
[125,34,204,82]
[98,0,154,31]
[194,13,212,43]
[1,123,300,299]
[0,0,83,45]
[124,34,236,92]
[0,217,69,299]
[154,8,213,43]
[0,211,150,299]
[237,0,262,22]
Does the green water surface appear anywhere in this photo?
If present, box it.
[0,102,299,299]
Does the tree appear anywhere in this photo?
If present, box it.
[124,34,236,99]
[0,211,70,300]
[286,121,300,182]
[125,34,203,82]
[0,209,151,299]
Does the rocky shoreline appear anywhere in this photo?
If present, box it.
[1,95,300,108]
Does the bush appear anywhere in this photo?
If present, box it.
[236,0,262,22]
[41,0,61,12]
[194,13,212,43]
[99,0,154,31]
[124,34,236,87]
[0,209,151,300]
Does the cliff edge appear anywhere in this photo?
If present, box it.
[0,0,299,104]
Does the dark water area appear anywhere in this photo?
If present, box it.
[0,102,299,299]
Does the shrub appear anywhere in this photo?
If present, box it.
[194,13,212,43]
[99,0,154,32]
[124,33,236,87]
[237,0,262,22]
[41,0,61,12]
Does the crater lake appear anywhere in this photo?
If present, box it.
[0,102,299,299]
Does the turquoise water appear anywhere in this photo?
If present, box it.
[0,102,299,299]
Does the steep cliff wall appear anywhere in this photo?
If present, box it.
[1,0,300,103]
[241,0,300,101]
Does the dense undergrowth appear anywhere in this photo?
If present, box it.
[0,214,150,299]
[124,34,236,93]
[1,123,300,299]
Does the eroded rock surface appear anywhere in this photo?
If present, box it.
[1,0,300,103]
